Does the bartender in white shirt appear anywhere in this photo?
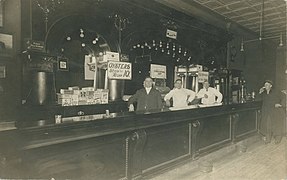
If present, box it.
[164,79,196,108]
[196,80,223,105]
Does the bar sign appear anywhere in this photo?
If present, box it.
[166,29,177,39]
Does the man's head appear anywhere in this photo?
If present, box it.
[264,80,273,91]
[202,80,210,89]
[174,79,182,89]
[143,77,154,88]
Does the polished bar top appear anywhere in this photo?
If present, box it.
[18,101,261,127]
[14,101,261,150]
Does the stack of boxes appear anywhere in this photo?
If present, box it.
[57,87,109,106]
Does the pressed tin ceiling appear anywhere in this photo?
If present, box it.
[193,0,287,38]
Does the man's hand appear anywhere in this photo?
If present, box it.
[275,103,282,108]
[259,87,265,94]
[165,100,171,107]
[129,104,135,111]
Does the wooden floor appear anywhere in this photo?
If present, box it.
[151,136,287,180]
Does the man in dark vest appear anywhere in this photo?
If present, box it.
[128,77,163,112]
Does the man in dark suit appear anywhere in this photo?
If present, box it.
[258,80,285,144]
[128,77,163,112]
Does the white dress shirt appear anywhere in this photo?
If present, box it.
[145,87,152,94]
[164,88,196,107]
[196,87,223,105]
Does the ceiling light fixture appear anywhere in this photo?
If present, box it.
[240,0,285,51]
[36,0,64,33]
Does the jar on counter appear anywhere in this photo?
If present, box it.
[55,115,62,124]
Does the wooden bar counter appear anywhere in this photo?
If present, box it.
[0,101,261,179]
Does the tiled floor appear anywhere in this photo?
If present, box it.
[151,136,287,180]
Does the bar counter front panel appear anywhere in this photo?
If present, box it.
[0,101,261,179]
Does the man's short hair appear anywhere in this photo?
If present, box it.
[264,80,273,85]
[144,76,153,81]
[174,79,182,83]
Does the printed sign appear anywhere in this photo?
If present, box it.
[103,51,119,62]
[25,39,45,52]
[196,64,203,71]
[150,64,166,79]
[166,29,177,39]
[107,61,132,80]
[198,71,209,83]
[84,56,96,80]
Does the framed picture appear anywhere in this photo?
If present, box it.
[0,33,12,51]
[57,58,69,71]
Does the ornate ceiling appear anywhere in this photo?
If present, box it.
[156,0,287,39]
[192,0,287,38]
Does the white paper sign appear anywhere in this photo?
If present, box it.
[107,61,132,80]
[198,71,209,83]
[150,64,166,79]
[103,51,120,62]
[166,29,177,39]
[84,56,96,80]
[196,65,203,71]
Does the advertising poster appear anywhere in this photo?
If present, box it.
[150,64,166,79]
[84,55,96,80]
[107,61,132,80]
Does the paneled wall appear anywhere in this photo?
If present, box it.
[0,0,22,121]
[229,37,278,93]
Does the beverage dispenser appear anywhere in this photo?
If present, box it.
[187,65,199,92]
[24,54,56,105]
[175,65,188,88]
[93,52,126,102]
[174,65,199,92]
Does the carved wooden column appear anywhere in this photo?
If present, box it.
[191,120,202,160]
[124,129,147,180]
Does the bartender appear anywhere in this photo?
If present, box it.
[164,79,196,108]
[196,80,222,104]
[128,77,163,112]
